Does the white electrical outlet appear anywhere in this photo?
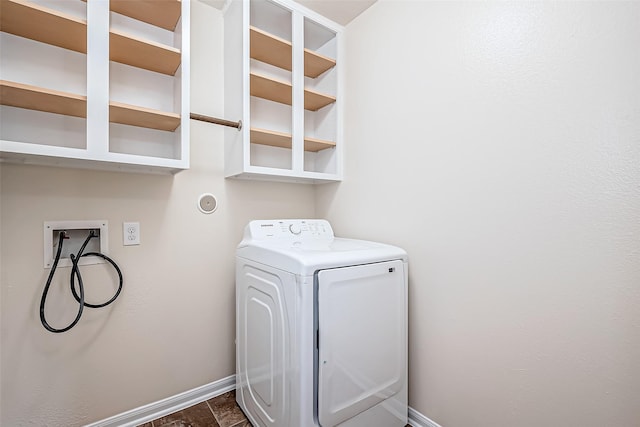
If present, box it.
[123,222,140,246]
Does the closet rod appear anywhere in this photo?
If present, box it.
[190,113,242,130]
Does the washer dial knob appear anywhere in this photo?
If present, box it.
[289,223,302,235]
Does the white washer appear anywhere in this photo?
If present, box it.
[236,219,408,427]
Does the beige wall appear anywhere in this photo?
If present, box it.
[0,2,315,425]
[316,1,640,426]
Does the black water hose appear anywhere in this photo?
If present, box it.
[40,230,123,333]
[70,252,123,309]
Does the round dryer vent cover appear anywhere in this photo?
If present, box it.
[198,193,218,214]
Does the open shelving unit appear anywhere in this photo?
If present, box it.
[0,0,190,173]
[225,0,343,183]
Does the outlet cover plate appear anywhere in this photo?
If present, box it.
[123,222,140,246]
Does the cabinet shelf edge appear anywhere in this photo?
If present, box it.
[0,80,87,117]
[110,29,181,76]
[109,101,181,131]
[250,127,336,152]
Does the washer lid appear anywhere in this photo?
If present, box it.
[237,220,407,275]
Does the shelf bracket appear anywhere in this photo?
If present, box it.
[190,113,242,130]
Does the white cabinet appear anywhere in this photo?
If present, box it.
[224,0,343,183]
[0,0,190,173]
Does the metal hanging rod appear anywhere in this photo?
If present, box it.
[190,113,242,130]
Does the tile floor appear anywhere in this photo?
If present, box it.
[137,390,412,427]
[137,390,251,427]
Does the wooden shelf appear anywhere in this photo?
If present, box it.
[250,127,291,149]
[250,72,292,106]
[0,0,87,54]
[250,26,336,78]
[0,80,86,117]
[250,127,336,152]
[110,101,180,131]
[110,29,181,76]
[250,72,336,111]
[108,0,181,31]
[303,135,336,152]
[250,27,292,73]
[304,49,336,79]
[0,81,179,131]
[304,88,336,111]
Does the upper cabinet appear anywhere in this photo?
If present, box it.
[0,0,190,173]
[224,0,343,183]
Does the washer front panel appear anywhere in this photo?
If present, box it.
[316,260,406,427]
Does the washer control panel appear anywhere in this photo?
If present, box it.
[244,219,334,241]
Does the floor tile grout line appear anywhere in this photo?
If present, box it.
[143,392,252,427]
[206,398,223,426]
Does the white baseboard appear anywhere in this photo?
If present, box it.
[84,375,235,427]
[408,406,443,427]
[86,375,440,427]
